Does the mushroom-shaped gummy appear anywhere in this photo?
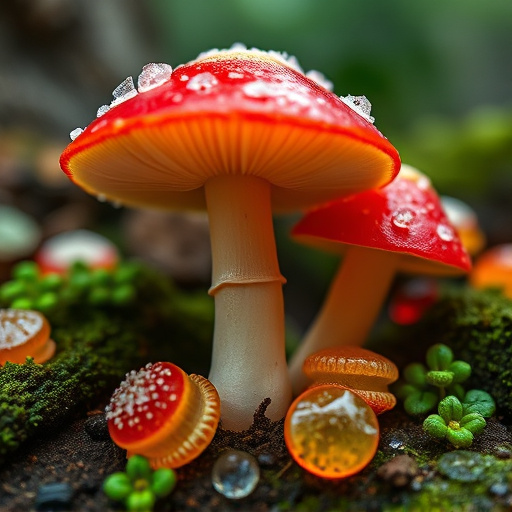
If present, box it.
[470,244,512,299]
[106,362,220,468]
[303,346,398,415]
[60,45,400,430]
[289,164,471,394]
[35,230,119,275]
[0,309,56,365]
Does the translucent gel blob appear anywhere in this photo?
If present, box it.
[284,386,379,479]
[212,450,260,499]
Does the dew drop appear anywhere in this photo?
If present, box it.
[437,224,454,242]
[228,71,245,79]
[186,72,218,92]
[111,76,138,106]
[392,209,415,229]
[137,63,173,92]
[212,450,260,499]
[69,128,83,141]
[340,94,375,123]
[96,105,110,117]
[242,80,283,99]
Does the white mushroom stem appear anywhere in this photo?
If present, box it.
[289,246,398,395]
[204,175,291,430]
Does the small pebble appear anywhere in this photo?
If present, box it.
[35,482,73,511]
[212,450,260,499]
[377,454,419,487]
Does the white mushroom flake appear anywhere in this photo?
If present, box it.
[340,94,375,124]
[305,70,334,92]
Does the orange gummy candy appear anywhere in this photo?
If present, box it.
[284,385,379,479]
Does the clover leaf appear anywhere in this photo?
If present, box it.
[423,396,486,448]
[103,455,176,512]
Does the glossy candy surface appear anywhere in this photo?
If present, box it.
[285,386,379,479]
[106,362,220,468]
[0,309,56,364]
[212,450,260,499]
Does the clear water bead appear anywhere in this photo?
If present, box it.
[111,76,138,106]
[138,63,173,92]
[392,208,415,229]
[341,95,375,123]
[437,224,454,242]
[212,450,260,499]
[186,72,218,92]
[69,128,83,141]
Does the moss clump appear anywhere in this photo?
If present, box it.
[0,261,213,464]
[381,287,512,418]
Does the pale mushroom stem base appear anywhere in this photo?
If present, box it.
[205,175,291,431]
[289,246,398,395]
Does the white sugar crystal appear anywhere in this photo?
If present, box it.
[305,70,334,92]
[340,94,375,123]
[69,128,83,141]
[137,63,173,92]
[96,105,110,117]
[111,76,138,107]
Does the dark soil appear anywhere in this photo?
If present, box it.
[1,399,511,512]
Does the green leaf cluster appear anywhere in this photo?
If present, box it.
[394,344,472,415]
[0,260,141,314]
[423,396,486,448]
[103,455,176,512]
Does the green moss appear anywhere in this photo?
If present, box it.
[0,262,214,464]
[379,286,512,418]
[404,451,512,512]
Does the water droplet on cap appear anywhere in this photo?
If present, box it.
[111,76,138,107]
[340,94,375,123]
[69,128,83,141]
[437,224,454,242]
[186,72,218,91]
[137,63,173,92]
[392,208,415,229]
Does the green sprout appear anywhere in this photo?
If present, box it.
[103,455,177,512]
[394,344,474,415]
[423,395,486,448]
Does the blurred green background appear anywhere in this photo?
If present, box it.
[0,0,511,329]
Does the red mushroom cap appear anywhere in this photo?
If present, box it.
[292,164,471,276]
[106,362,187,446]
[106,361,220,468]
[60,47,400,212]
